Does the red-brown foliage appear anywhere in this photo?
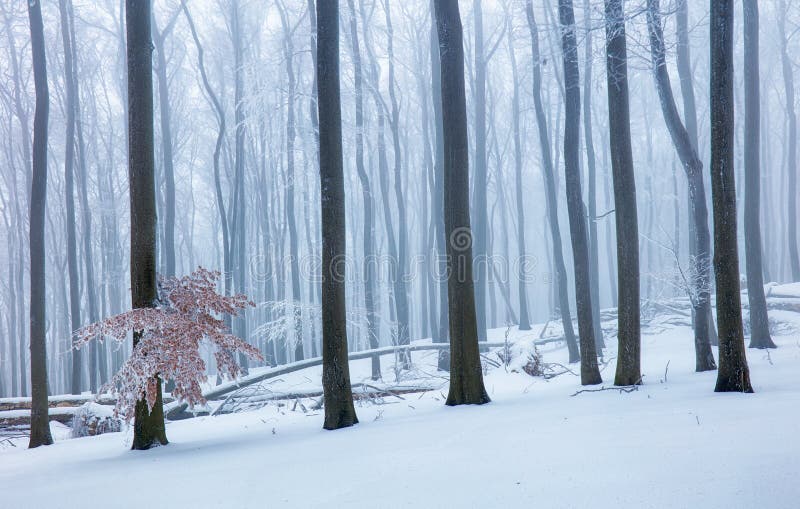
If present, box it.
[75,268,262,420]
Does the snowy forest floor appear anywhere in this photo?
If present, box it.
[2,306,799,508]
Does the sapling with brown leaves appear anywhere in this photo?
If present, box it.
[74,268,263,420]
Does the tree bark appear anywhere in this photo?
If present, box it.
[605,0,641,386]
[560,0,602,385]
[127,0,168,448]
[583,0,605,350]
[434,0,490,406]
[317,0,359,429]
[645,0,716,371]
[525,1,580,364]
[742,0,775,349]
[27,0,53,449]
[710,0,753,394]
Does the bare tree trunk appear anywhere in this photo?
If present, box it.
[507,15,531,331]
[27,0,53,449]
[127,0,168,449]
[152,11,179,278]
[605,0,641,386]
[182,0,233,375]
[230,0,249,373]
[583,0,604,350]
[277,1,305,363]
[471,0,488,343]
[345,0,379,375]
[742,0,775,349]
[710,0,753,394]
[560,0,602,385]
[434,0,490,406]
[645,0,716,371]
[525,1,580,364]
[676,0,719,346]
[778,0,800,281]
[384,0,411,368]
[59,0,83,395]
[317,0,359,429]
[430,2,450,371]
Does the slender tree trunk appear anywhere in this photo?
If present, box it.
[317,0,359,429]
[742,0,775,349]
[471,0,488,343]
[645,0,716,371]
[181,0,229,292]
[507,16,531,331]
[384,0,411,368]
[152,12,178,278]
[605,0,641,386]
[431,3,450,371]
[525,1,580,364]
[230,0,249,373]
[59,0,83,395]
[710,0,753,394]
[560,0,602,385]
[345,0,379,373]
[676,0,719,346]
[27,0,53,449]
[127,0,168,449]
[277,2,305,363]
[778,0,800,281]
[434,0,490,406]
[583,0,604,350]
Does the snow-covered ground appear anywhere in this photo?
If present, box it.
[2,309,799,508]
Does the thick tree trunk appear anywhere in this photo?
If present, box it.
[317,0,359,429]
[605,0,641,386]
[27,0,53,449]
[127,0,168,448]
[434,0,490,406]
[742,0,775,349]
[710,0,753,394]
[525,1,580,364]
[645,0,716,371]
[560,0,602,385]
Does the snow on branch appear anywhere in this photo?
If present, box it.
[74,267,262,420]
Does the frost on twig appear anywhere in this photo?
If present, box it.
[74,267,263,421]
